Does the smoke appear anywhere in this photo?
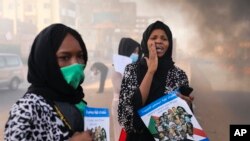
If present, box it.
[187,0,250,48]
[185,0,250,83]
[136,0,250,53]
[133,0,250,91]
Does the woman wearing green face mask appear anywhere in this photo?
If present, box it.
[4,24,93,141]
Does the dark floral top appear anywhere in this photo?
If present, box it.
[118,63,189,133]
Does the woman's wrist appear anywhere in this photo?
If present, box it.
[146,69,155,75]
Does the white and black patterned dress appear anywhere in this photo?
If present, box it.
[4,93,75,141]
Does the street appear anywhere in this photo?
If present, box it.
[1,79,250,141]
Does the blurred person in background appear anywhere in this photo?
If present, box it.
[4,24,93,141]
[118,21,194,141]
[90,62,109,94]
[111,37,141,141]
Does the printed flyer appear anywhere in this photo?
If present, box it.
[84,106,110,141]
[138,91,209,141]
[112,54,132,75]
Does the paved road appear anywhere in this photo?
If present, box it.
[194,90,250,141]
[1,80,250,141]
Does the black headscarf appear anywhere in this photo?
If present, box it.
[118,37,140,57]
[27,23,88,104]
[138,21,175,104]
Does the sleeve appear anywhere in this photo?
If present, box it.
[117,64,144,133]
[4,99,34,141]
[175,68,194,111]
[178,69,189,87]
[166,67,190,93]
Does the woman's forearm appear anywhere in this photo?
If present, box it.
[139,71,154,105]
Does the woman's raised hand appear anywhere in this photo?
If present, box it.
[145,43,158,74]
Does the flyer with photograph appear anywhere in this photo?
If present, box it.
[112,54,132,75]
[84,106,110,141]
[138,91,209,141]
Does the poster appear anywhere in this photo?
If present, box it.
[138,91,209,141]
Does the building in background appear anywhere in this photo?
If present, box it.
[0,0,175,64]
[0,0,78,61]
[76,0,139,62]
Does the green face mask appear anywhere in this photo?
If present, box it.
[60,64,85,89]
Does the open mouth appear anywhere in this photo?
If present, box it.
[156,45,163,53]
